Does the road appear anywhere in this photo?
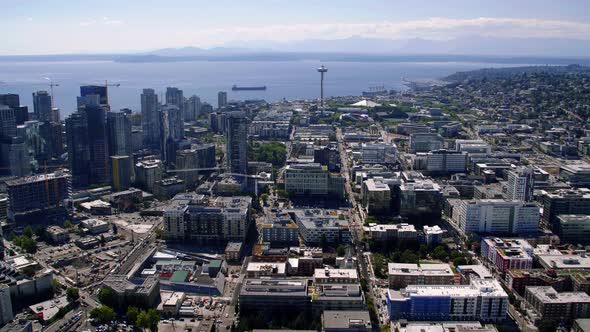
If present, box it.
[336,127,383,330]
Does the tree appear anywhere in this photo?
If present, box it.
[98,287,115,307]
[52,279,63,293]
[260,193,269,205]
[64,220,73,229]
[90,305,115,324]
[137,309,160,332]
[336,245,346,257]
[66,288,80,303]
[401,250,419,264]
[432,245,449,261]
[319,234,327,250]
[126,306,140,325]
[452,257,468,266]
[23,226,34,238]
[277,189,289,199]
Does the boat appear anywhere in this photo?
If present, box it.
[232,85,267,91]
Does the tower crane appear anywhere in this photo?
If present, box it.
[104,80,121,106]
[43,77,59,107]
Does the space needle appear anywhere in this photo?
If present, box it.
[317,65,328,113]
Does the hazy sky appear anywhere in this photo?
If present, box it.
[2,0,590,55]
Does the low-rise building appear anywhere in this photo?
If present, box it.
[386,279,508,322]
[29,296,68,322]
[261,215,299,245]
[480,238,533,272]
[423,225,446,246]
[361,178,391,215]
[46,226,69,243]
[524,286,590,321]
[536,252,590,271]
[314,268,359,284]
[291,209,350,245]
[284,163,345,199]
[80,218,110,234]
[363,223,417,242]
[555,215,590,245]
[322,310,372,332]
[224,242,243,262]
[239,278,310,312]
[246,262,287,278]
[388,263,455,289]
[102,275,160,308]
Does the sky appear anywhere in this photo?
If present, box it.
[2,0,590,55]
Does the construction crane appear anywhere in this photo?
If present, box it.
[43,77,59,107]
[104,80,121,106]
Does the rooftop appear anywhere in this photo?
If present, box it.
[527,286,590,303]
[388,263,454,277]
[322,310,372,330]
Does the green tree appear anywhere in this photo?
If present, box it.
[23,226,34,238]
[319,234,327,249]
[52,279,63,293]
[98,287,115,307]
[64,220,73,229]
[401,250,419,264]
[126,306,140,325]
[90,305,115,324]
[260,193,269,205]
[336,245,346,257]
[452,257,468,266]
[66,288,80,303]
[433,245,449,261]
[277,189,289,199]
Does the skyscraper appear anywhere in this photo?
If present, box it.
[506,167,534,201]
[84,104,110,185]
[218,91,228,109]
[163,104,183,141]
[110,155,133,191]
[0,105,17,140]
[226,111,248,175]
[0,93,28,125]
[141,88,160,148]
[80,85,108,105]
[184,95,201,121]
[107,111,132,156]
[165,87,184,112]
[66,112,90,187]
[32,91,53,122]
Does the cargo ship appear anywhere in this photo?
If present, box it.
[232,85,267,91]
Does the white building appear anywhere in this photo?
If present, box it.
[291,209,350,245]
[360,143,397,164]
[363,223,417,241]
[426,149,468,174]
[455,199,539,235]
[506,167,534,201]
[284,163,345,199]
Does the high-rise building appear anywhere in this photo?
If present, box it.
[32,91,53,122]
[0,93,28,125]
[110,155,133,192]
[0,138,31,177]
[165,87,184,112]
[506,167,534,201]
[6,172,70,222]
[226,111,248,175]
[80,85,108,105]
[163,104,183,141]
[184,95,201,121]
[455,199,540,235]
[39,121,64,160]
[0,286,13,327]
[0,105,17,140]
[218,91,228,109]
[65,112,90,187]
[141,88,160,148]
[83,105,110,185]
[107,112,132,156]
[425,149,468,174]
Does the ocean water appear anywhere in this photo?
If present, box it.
[0,60,521,117]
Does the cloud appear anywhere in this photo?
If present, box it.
[196,17,590,43]
[79,17,123,27]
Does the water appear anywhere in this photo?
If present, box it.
[0,60,522,117]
